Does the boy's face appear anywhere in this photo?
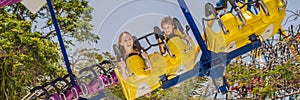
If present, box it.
[162,23,174,35]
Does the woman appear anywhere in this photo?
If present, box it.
[117,31,151,79]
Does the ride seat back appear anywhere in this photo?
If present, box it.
[166,36,196,74]
[125,54,150,78]
[242,10,260,25]
[205,27,226,53]
[221,13,238,31]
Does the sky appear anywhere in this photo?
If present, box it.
[77,0,208,54]
[78,0,299,99]
[75,0,300,55]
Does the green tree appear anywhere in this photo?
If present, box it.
[69,48,103,73]
[224,9,300,99]
[0,0,99,99]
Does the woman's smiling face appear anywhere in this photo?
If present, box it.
[120,33,134,52]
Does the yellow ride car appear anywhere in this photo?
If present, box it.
[113,19,200,99]
[203,0,286,53]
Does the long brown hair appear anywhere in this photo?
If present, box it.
[118,31,137,59]
[118,31,131,46]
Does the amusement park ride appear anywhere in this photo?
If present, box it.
[1,0,292,99]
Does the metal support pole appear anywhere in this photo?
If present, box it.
[46,0,76,86]
[177,0,211,60]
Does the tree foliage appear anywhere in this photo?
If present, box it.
[69,48,104,73]
[223,9,300,99]
[226,59,300,99]
[0,0,98,99]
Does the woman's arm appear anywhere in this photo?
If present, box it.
[140,52,152,70]
[117,61,128,79]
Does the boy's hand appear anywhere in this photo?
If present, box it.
[160,44,166,54]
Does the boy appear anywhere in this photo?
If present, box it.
[159,16,193,54]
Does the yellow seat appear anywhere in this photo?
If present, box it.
[115,52,167,99]
[115,37,199,99]
[125,55,150,78]
[165,36,197,76]
[206,0,286,53]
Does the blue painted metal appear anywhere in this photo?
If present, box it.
[198,51,227,79]
[241,0,259,14]
[161,62,201,89]
[46,0,76,86]
[226,40,261,60]
[204,40,261,79]
[166,0,262,91]
[177,0,211,60]
[248,0,259,14]
[198,61,207,77]
[219,85,228,93]
[207,53,227,79]
[161,39,262,89]
[216,0,224,6]
[218,0,260,14]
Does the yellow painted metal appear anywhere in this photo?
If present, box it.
[114,36,199,99]
[205,0,286,53]
[113,0,287,99]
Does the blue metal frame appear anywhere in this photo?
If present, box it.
[217,0,259,14]
[161,39,262,89]
[161,62,201,89]
[46,0,76,86]
[43,0,263,98]
[247,0,259,14]
[160,0,263,90]
[177,0,211,60]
